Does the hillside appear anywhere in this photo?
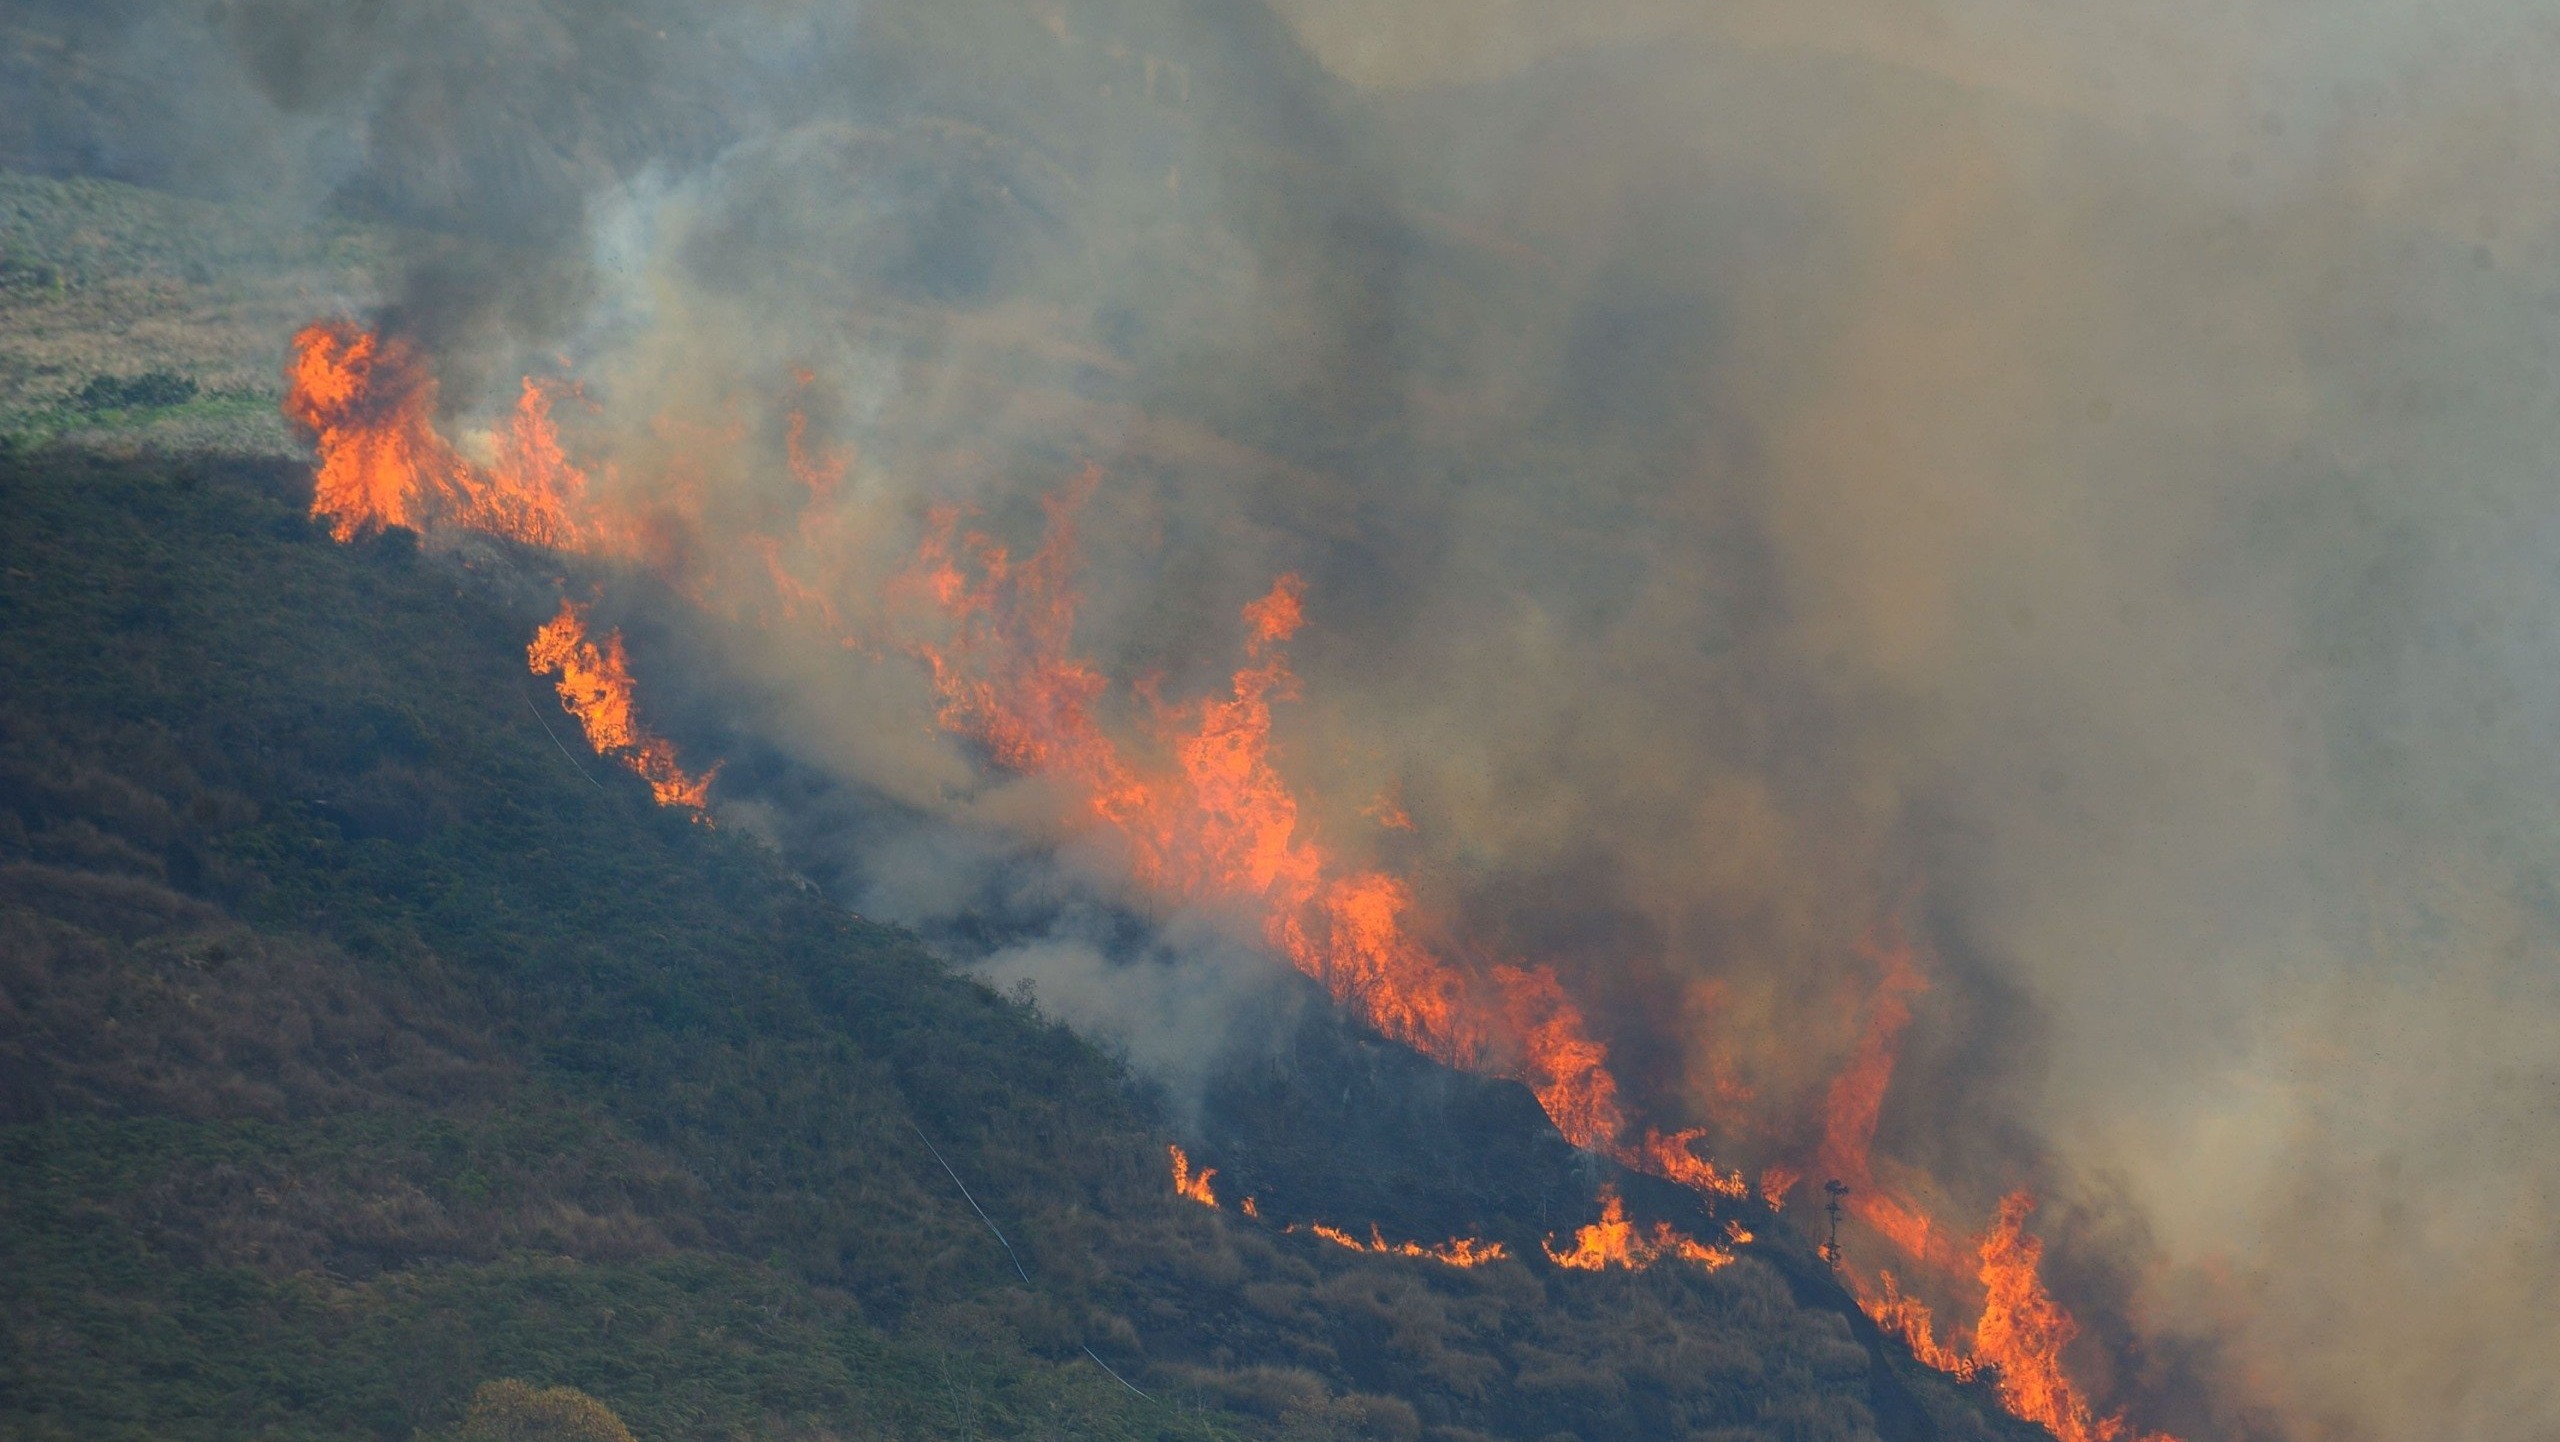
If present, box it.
[0,436,2046,1439]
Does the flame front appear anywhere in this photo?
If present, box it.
[1857,1269,1978,1381]
[1541,1187,1734,1273]
[526,600,714,811]
[903,484,1632,1157]
[1301,1222,1510,1268]
[285,320,592,548]
[280,323,2184,1442]
[1972,1193,2170,1442]
[1169,1144,1219,1208]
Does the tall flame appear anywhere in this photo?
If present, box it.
[285,320,591,548]
[902,483,1633,1156]
[527,600,715,811]
[1169,1144,1219,1208]
[1973,1193,2169,1442]
[1819,931,1951,1265]
[1846,1194,2180,1442]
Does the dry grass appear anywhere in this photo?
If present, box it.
[0,171,386,451]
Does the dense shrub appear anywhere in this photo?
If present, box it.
[75,371,197,411]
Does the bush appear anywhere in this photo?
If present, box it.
[454,1381,637,1442]
[76,371,197,411]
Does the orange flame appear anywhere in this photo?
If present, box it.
[1541,1187,1734,1273]
[1818,930,1955,1265]
[1626,1126,1750,1201]
[278,323,2187,1442]
[1169,1144,1219,1208]
[903,482,1634,1157]
[526,600,715,811]
[1972,1193,2174,1442]
[1361,788,1415,831]
[1297,1221,1510,1268]
[1174,1151,1504,1269]
[1846,1195,2182,1442]
[1760,1164,1802,1210]
[1857,1269,1979,1381]
[285,320,592,548]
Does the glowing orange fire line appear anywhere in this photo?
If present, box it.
[1298,1221,1510,1268]
[1541,1187,1734,1273]
[283,320,2180,1442]
[1170,1149,1504,1267]
[526,600,716,812]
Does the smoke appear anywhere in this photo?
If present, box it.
[21,1,2560,1436]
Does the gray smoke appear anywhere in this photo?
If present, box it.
[16,1,2560,1436]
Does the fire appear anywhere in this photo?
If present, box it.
[1857,1269,1977,1381]
[1843,1194,2182,1442]
[288,322,711,818]
[278,324,2187,1442]
[1818,930,1954,1265]
[1361,788,1415,831]
[1172,1150,1504,1268]
[1760,1164,1801,1209]
[1972,1193,2172,1442]
[903,483,1636,1157]
[1626,1127,1749,1201]
[1169,1144,1219,1208]
[526,600,715,811]
[1298,1221,1509,1268]
[284,320,591,548]
[1541,1188,1734,1273]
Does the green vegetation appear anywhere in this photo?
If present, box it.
[0,170,389,454]
[0,448,1217,1441]
[74,370,197,410]
[449,1381,638,1442]
[0,442,2039,1441]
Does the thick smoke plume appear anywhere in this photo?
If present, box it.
[20,1,2560,1437]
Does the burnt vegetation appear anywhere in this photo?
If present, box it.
[0,452,2050,1441]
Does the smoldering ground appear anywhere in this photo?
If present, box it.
[16,1,2560,1437]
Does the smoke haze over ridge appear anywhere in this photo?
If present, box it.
[15,2,2560,1437]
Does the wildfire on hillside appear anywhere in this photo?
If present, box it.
[1299,1222,1510,1268]
[1540,1187,1734,1273]
[1170,1146,1504,1267]
[1974,1193,2178,1442]
[282,320,2180,1442]
[1169,1144,1218,1208]
[1858,1269,1978,1381]
[527,600,716,813]
[286,323,711,815]
[286,320,592,549]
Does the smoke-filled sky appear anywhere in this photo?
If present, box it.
[20,2,2560,1437]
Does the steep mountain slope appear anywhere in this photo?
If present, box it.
[0,444,2045,1440]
